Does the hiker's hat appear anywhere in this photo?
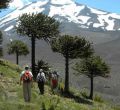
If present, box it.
[25,65,29,70]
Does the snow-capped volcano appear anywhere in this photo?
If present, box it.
[0,0,120,32]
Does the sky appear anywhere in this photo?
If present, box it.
[75,0,120,14]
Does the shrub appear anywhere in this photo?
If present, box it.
[94,94,104,103]
[80,89,88,99]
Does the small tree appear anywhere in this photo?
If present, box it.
[73,55,110,100]
[35,60,50,77]
[51,35,93,93]
[7,40,29,65]
[16,13,60,78]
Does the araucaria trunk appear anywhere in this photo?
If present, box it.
[64,53,69,94]
[31,36,36,79]
[89,73,93,100]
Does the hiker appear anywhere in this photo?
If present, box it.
[48,68,52,84]
[20,65,33,102]
[58,78,64,94]
[51,71,59,92]
[36,69,46,94]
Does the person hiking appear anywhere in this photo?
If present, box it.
[51,71,59,92]
[20,65,33,102]
[36,69,46,94]
[48,68,52,84]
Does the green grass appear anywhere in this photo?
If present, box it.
[0,59,120,110]
[0,59,21,78]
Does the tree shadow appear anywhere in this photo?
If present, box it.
[61,92,93,105]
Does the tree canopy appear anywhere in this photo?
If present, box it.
[7,40,29,56]
[0,0,12,9]
[51,35,93,59]
[16,13,60,40]
[35,60,50,74]
[73,55,110,77]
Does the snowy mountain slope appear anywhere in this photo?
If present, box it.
[0,0,120,32]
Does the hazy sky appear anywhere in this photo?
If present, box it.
[75,0,120,14]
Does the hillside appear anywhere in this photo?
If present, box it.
[0,59,120,110]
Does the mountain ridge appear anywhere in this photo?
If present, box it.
[0,0,120,32]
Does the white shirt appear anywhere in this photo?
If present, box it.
[36,72,46,82]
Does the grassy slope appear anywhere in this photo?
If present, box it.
[0,59,119,110]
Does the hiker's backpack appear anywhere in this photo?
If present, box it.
[37,73,45,82]
[22,71,32,82]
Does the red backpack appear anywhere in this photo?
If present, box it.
[22,71,32,82]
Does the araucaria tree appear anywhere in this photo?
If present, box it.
[73,55,110,100]
[51,35,93,93]
[35,60,50,74]
[7,40,29,65]
[16,13,60,78]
